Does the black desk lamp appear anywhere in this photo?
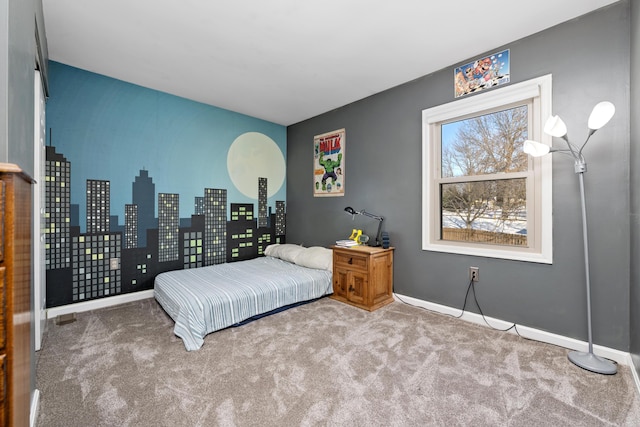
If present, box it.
[344,206,384,246]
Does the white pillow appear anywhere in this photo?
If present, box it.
[294,246,333,271]
[264,244,306,263]
[264,244,279,257]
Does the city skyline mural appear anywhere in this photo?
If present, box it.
[45,145,286,307]
[45,61,287,307]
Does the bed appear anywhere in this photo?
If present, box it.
[154,244,333,351]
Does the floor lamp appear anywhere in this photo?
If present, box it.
[523,101,617,375]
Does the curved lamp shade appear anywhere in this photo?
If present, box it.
[523,139,550,157]
[543,115,568,137]
[587,101,615,130]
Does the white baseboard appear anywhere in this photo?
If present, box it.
[629,354,640,397]
[46,290,155,319]
[393,293,630,366]
[30,389,40,427]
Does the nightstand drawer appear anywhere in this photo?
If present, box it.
[334,251,368,269]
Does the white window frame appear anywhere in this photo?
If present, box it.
[422,74,553,264]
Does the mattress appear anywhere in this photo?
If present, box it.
[154,256,332,350]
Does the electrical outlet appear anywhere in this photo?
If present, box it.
[469,266,479,282]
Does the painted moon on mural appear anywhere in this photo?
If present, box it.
[227,132,286,199]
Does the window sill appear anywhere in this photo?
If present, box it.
[422,240,552,264]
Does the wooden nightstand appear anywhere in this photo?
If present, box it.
[330,245,394,311]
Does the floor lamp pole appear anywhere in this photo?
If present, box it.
[524,101,618,374]
[567,169,617,374]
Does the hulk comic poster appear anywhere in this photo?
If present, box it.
[314,128,345,197]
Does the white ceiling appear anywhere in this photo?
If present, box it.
[42,0,619,126]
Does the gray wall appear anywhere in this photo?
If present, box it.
[630,0,640,376]
[4,0,37,174]
[0,0,7,159]
[1,0,47,408]
[287,2,631,351]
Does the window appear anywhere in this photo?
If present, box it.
[422,75,553,263]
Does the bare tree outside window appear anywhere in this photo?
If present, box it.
[440,106,529,246]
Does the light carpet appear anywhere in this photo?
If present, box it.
[36,297,640,426]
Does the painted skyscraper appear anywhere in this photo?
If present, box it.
[45,146,71,270]
[86,179,110,233]
[72,233,122,302]
[158,193,180,262]
[132,169,155,247]
[228,203,255,261]
[258,177,268,228]
[204,188,227,266]
[183,230,203,269]
[195,196,204,215]
[125,204,138,249]
[276,201,286,236]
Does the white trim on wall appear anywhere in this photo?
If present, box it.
[46,289,155,319]
[30,389,40,427]
[630,354,640,398]
[394,293,630,366]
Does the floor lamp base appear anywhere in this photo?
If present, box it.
[568,350,617,375]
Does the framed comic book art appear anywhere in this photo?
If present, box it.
[454,49,510,98]
[314,128,345,197]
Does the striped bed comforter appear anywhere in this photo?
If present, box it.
[154,256,333,351]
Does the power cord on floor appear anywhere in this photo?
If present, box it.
[395,279,535,341]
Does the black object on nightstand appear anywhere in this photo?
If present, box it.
[381,231,390,249]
